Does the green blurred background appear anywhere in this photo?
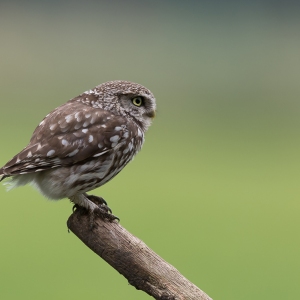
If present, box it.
[1,1,300,299]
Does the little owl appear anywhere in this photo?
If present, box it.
[0,80,156,221]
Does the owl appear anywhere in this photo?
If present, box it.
[0,80,156,221]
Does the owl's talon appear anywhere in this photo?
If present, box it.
[72,204,79,212]
[88,207,119,230]
[104,205,112,214]
[84,193,113,214]
[95,207,119,222]
[84,193,108,206]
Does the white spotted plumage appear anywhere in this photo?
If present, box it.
[0,80,156,212]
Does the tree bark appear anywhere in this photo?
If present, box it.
[67,208,212,300]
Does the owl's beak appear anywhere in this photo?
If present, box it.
[146,110,156,119]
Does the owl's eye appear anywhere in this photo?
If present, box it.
[132,97,143,107]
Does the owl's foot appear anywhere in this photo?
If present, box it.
[72,204,119,230]
[85,193,119,222]
[86,206,119,230]
[70,194,119,230]
[84,193,111,213]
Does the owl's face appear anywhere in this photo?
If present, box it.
[118,92,156,131]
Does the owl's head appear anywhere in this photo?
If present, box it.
[81,80,156,132]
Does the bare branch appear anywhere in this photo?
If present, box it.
[67,209,212,300]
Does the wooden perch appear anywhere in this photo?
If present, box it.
[67,208,212,300]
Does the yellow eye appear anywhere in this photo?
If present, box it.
[132,97,143,107]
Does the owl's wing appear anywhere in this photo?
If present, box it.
[0,102,138,177]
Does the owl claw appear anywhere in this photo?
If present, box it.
[89,207,119,230]
[70,194,119,230]
[84,194,119,229]
[85,194,114,214]
[72,204,79,212]
[71,204,119,230]
[94,207,119,221]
